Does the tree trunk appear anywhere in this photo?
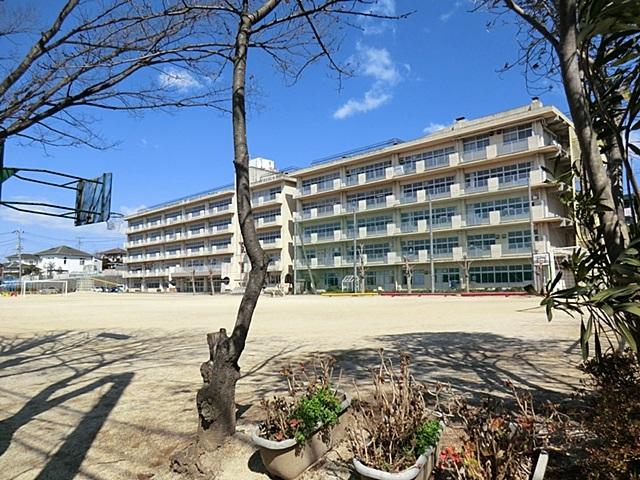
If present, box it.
[197,4,276,448]
[556,0,629,260]
[196,329,240,449]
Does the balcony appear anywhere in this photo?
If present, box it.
[504,244,532,256]
[461,148,488,162]
[171,265,223,277]
[256,215,282,228]
[251,193,282,207]
[259,238,283,249]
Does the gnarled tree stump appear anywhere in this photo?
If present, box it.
[196,328,240,449]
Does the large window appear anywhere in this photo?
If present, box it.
[301,172,341,193]
[399,146,454,172]
[347,243,391,262]
[346,159,392,184]
[258,231,281,244]
[347,215,393,235]
[468,233,496,249]
[469,264,533,284]
[302,197,340,216]
[507,230,532,249]
[346,187,393,209]
[254,209,280,223]
[401,176,455,199]
[465,162,532,189]
[463,134,490,152]
[467,196,529,220]
[400,206,456,231]
[210,198,232,210]
[401,237,458,256]
[503,123,533,143]
[304,222,341,239]
[251,186,280,203]
[210,238,231,249]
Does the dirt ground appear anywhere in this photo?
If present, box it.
[0,293,582,480]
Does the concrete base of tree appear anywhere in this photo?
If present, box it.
[251,390,350,479]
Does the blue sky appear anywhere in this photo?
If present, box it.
[0,0,572,258]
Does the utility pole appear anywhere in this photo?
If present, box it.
[429,194,435,293]
[13,229,23,284]
[528,178,538,292]
[352,204,357,293]
[293,218,297,295]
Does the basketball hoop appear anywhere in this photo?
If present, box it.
[106,213,124,231]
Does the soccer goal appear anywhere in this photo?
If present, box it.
[21,280,68,296]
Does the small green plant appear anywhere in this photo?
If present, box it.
[259,357,343,443]
[291,386,341,443]
[347,351,443,472]
[414,419,442,456]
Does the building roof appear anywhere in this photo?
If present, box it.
[35,245,94,258]
[98,247,127,256]
[6,253,39,261]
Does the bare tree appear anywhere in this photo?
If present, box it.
[357,244,367,293]
[0,0,227,151]
[188,0,402,449]
[402,255,414,293]
[458,254,472,293]
[479,0,631,261]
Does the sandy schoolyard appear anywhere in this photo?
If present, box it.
[0,293,581,479]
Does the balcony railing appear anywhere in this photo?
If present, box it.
[462,148,487,162]
[497,138,530,156]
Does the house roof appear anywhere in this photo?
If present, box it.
[34,245,94,258]
[6,253,39,261]
[98,247,127,256]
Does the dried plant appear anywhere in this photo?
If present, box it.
[259,356,343,443]
[437,382,568,480]
[348,350,442,472]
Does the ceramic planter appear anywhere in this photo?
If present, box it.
[352,421,444,480]
[251,389,351,480]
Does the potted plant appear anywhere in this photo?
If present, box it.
[348,351,444,480]
[251,357,351,479]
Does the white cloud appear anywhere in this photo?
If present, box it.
[333,89,391,120]
[440,0,465,22]
[359,45,400,84]
[158,68,201,91]
[362,0,396,35]
[333,44,402,119]
[423,122,447,134]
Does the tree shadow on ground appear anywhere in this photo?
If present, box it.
[240,331,581,404]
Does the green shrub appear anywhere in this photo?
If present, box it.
[291,387,342,443]
[414,419,441,456]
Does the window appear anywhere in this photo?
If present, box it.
[251,187,280,203]
[467,196,530,220]
[469,264,532,284]
[302,197,339,216]
[301,172,340,192]
[463,134,490,152]
[400,206,456,230]
[468,233,496,249]
[436,267,460,283]
[304,222,341,239]
[465,162,532,188]
[346,215,393,236]
[254,209,280,223]
[63,257,67,265]
[507,230,532,249]
[211,237,232,249]
[401,176,455,199]
[80,259,85,265]
[346,159,392,183]
[346,187,393,209]
[258,231,281,244]
[347,243,390,261]
[210,198,232,210]
[399,146,454,172]
[503,123,533,143]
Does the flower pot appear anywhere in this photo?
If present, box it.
[352,422,444,480]
[531,451,548,480]
[252,389,351,480]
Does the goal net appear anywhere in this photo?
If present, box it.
[21,280,68,296]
